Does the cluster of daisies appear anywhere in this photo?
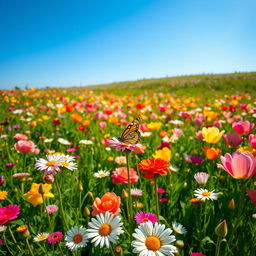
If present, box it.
[33,211,186,255]
[35,153,77,176]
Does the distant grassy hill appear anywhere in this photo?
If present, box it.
[81,72,256,97]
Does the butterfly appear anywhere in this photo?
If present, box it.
[118,117,141,145]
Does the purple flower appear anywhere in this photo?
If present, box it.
[184,154,204,165]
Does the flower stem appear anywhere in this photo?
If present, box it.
[26,237,35,256]
[8,225,17,243]
[215,237,221,256]
[43,195,53,233]
[154,176,159,220]
[125,151,133,244]
[110,243,116,256]
[55,176,68,230]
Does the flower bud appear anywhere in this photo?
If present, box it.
[215,220,228,238]
[175,240,184,247]
[83,206,90,217]
[87,191,94,201]
[77,183,83,192]
[16,225,30,239]
[114,246,123,255]
[44,174,54,183]
[39,184,45,194]
[228,199,235,210]
[121,189,128,198]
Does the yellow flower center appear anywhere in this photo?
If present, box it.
[98,173,106,177]
[72,234,83,244]
[37,234,48,240]
[202,192,211,196]
[145,236,161,251]
[60,161,70,167]
[46,161,57,166]
[99,224,112,236]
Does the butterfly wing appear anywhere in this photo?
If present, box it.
[118,117,141,145]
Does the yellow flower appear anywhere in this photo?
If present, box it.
[107,156,114,162]
[0,191,8,200]
[153,147,172,162]
[147,122,162,130]
[202,127,224,144]
[237,146,256,157]
[24,183,54,207]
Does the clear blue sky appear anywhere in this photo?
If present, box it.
[0,0,255,89]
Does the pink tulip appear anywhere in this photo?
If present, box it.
[213,120,222,128]
[195,118,203,126]
[223,134,243,148]
[249,134,256,149]
[14,140,36,154]
[232,121,254,135]
[196,130,203,141]
[13,133,28,140]
[217,151,256,179]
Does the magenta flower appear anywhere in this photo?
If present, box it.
[47,232,63,244]
[223,134,243,148]
[190,253,205,256]
[184,154,204,165]
[159,198,169,203]
[217,151,256,179]
[232,121,254,135]
[247,190,256,207]
[249,134,256,149]
[157,141,170,150]
[0,205,20,225]
[135,212,158,224]
[6,163,16,167]
[0,176,6,185]
[157,187,165,194]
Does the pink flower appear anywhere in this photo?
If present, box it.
[99,121,107,129]
[157,187,165,194]
[111,167,139,184]
[94,111,107,120]
[157,141,170,150]
[47,232,63,244]
[105,138,144,152]
[13,133,28,140]
[12,173,30,179]
[6,163,16,167]
[0,205,20,225]
[249,134,256,149]
[194,172,209,185]
[223,134,243,148]
[217,151,256,179]
[135,212,158,224]
[14,140,36,154]
[194,117,204,126]
[232,121,254,135]
[45,205,59,214]
[44,174,55,183]
[196,130,203,141]
[173,128,183,137]
[213,120,222,128]
[190,253,205,256]
[159,198,168,203]
[130,188,143,197]
[247,190,256,207]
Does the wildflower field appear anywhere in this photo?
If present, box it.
[0,72,256,256]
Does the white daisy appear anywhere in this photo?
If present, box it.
[44,138,54,143]
[65,226,88,251]
[86,212,124,248]
[194,188,219,201]
[33,233,49,242]
[0,225,7,233]
[35,154,64,174]
[172,222,187,235]
[58,138,71,145]
[93,170,110,178]
[131,221,177,256]
[79,140,93,145]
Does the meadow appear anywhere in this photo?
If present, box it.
[0,72,256,256]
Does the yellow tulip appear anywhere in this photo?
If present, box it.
[202,127,224,144]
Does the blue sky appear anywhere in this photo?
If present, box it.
[0,0,255,89]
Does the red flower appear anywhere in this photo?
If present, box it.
[77,125,87,131]
[138,158,169,179]
[0,205,20,225]
[111,167,139,184]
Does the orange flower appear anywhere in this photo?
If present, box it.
[71,113,83,122]
[159,130,169,138]
[92,192,121,216]
[138,158,169,179]
[203,146,221,160]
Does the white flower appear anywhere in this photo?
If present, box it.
[0,225,7,232]
[34,233,49,242]
[65,226,88,251]
[132,221,177,256]
[44,138,54,143]
[172,222,187,235]
[194,188,219,201]
[87,212,124,248]
[141,132,152,138]
[13,109,23,114]
[93,170,110,178]
[79,140,93,145]
[58,138,71,145]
